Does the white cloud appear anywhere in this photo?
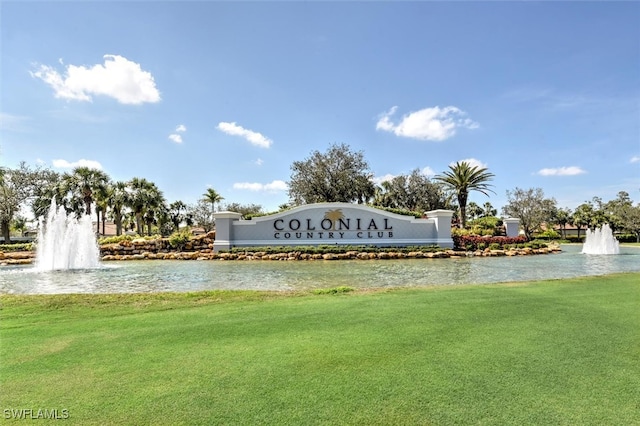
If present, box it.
[631,156,640,164]
[31,54,161,105]
[451,158,488,170]
[421,166,436,177]
[233,180,287,192]
[537,166,586,176]
[52,159,103,170]
[217,122,273,148]
[255,158,264,166]
[168,124,186,143]
[376,105,478,141]
[168,134,183,144]
[373,174,397,185]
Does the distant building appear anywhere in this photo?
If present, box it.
[92,221,118,237]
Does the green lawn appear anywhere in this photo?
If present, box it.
[2,273,639,425]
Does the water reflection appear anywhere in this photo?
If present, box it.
[1,245,639,295]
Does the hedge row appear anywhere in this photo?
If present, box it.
[0,243,34,252]
[452,235,528,251]
[555,234,638,244]
[225,244,443,255]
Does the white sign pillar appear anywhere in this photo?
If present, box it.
[427,209,454,247]
[504,218,521,238]
[213,211,243,252]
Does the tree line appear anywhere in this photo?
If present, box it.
[0,162,236,242]
[1,143,639,243]
[288,144,639,241]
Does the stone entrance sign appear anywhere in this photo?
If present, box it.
[213,203,455,252]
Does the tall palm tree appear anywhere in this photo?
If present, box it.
[553,207,572,239]
[110,181,129,236]
[123,211,137,233]
[169,200,188,232]
[482,202,497,217]
[434,161,495,229]
[32,183,58,219]
[94,181,111,235]
[68,167,110,217]
[466,202,484,221]
[128,177,164,235]
[143,185,165,236]
[202,188,224,220]
[144,204,162,236]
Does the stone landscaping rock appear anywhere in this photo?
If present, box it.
[0,234,564,266]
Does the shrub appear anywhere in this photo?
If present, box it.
[527,240,549,249]
[468,216,503,236]
[617,234,638,243]
[244,210,280,220]
[168,230,192,251]
[452,235,528,251]
[372,206,423,218]
[566,236,584,243]
[98,235,137,245]
[536,229,561,240]
[0,243,33,252]
[451,228,472,237]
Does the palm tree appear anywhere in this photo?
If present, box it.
[123,211,137,233]
[552,207,572,239]
[110,181,129,236]
[572,203,595,239]
[169,200,188,232]
[144,202,166,236]
[128,178,164,235]
[434,161,495,229]
[373,181,394,208]
[482,202,497,218]
[202,188,224,221]
[68,167,110,217]
[466,202,484,221]
[93,181,111,235]
[145,186,166,236]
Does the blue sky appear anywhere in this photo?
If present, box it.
[1,1,639,214]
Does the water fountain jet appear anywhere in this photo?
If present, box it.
[581,223,620,255]
[34,199,101,271]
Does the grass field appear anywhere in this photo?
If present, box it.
[2,273,639,425]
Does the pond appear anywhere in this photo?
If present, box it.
[1,245,639,295]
